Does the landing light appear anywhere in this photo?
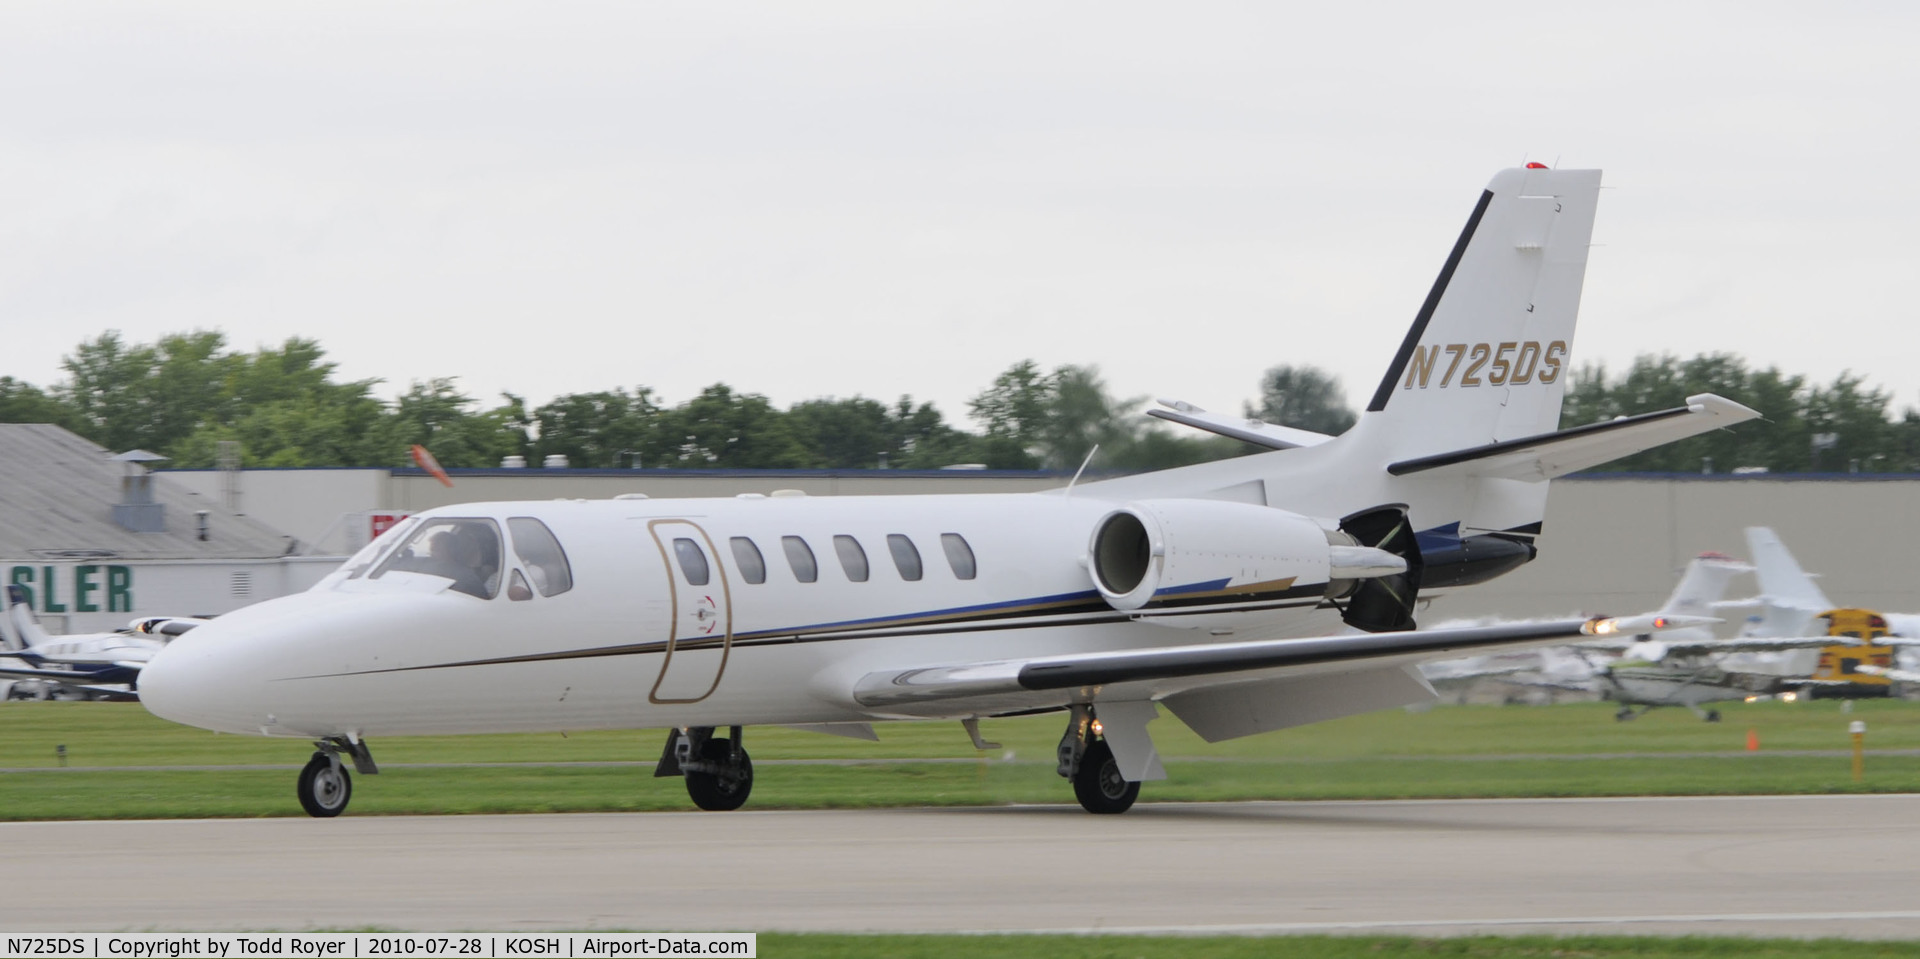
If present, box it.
[1780,692,1799,703]
[1090,719,1104,737]
[1584,618,1619,636]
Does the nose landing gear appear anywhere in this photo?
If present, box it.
[656,726,754,811]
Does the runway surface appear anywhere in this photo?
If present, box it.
[6,795,1920,938]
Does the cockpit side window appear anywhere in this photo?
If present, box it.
[507,517,574,597]
[370,518,504,599]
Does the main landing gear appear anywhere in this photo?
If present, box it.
[656,726,754,811]
[298,736,377,818]
[1057,705,1139,815]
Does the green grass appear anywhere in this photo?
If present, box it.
[3,698,1918,819]
[758,934,1920,957]
[137,934,1920,958]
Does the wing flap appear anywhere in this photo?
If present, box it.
[1161,664,1437,743]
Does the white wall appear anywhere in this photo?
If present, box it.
[164,470,388,554]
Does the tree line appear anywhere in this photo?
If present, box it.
[1,330,1914,474]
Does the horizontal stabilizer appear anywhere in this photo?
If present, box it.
[1146,399,1335,451]
[1386,393,1759,480]
[851,613,1704,708]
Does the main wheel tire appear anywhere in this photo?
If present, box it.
[1705,709,1722,723]
[1072,739,1139,814]
[685,737,753,812]
[297,752,352,818]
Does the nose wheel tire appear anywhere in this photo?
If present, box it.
[1072,739,1139,814]
[297,752,352,818]
[685,737,753,811]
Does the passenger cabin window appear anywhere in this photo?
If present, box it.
[782,536,818,583]
[673,538,710,586]
[941,533,977,580]
[731,537,767,585]
[370,518,504,599]
[507,517,573,596]
[834,535,869,582]
[887,534,923,581]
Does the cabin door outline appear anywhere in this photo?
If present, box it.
[646,519,734,705]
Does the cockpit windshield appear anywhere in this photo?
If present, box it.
[337,515,422,582]
[369,518,504,599]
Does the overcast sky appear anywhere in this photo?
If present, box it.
[4,2,1916,432]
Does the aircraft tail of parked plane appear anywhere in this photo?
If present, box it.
[138,166,1757,817]
[1635,552,1751,648]
[1731,526,1845,641]
[1,582,54,652]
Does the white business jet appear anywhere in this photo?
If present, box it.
[139,167,1753,817]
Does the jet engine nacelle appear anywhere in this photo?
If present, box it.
[1086,499,1335,613]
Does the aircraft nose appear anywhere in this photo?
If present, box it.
[139,617,261,735]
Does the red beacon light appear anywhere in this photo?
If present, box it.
[1525,162,1549,169]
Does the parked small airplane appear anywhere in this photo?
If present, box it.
[1451,531,1920,720]
[1723,527,1916,697]
[1425,551,1753,714]
[138,166,1750,817]
[0,584,205,697]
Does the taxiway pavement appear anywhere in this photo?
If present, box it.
[5,795,1918,938]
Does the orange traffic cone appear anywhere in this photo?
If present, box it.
[1747,728,1760,751]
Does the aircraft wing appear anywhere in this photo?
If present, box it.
[852,614,1687,708]
[1385,393,1759,481]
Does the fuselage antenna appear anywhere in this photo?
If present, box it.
[1064,444,1100,496]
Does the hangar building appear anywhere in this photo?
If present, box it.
[0,425,341,633]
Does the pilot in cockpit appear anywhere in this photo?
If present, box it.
[428,524,500,599]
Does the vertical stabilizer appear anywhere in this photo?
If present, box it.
[2,584,52,651]
[1358,167,1603,457]
[1741,527,1833,638]
[1652,553,1749,643]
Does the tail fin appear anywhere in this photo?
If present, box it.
[1652,553,1749,643]
[1085,166,1756,549]
[1357,167,1601,452]
[1740,527,1833,638]
[1,584,51,651]
[2,584,48,653]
